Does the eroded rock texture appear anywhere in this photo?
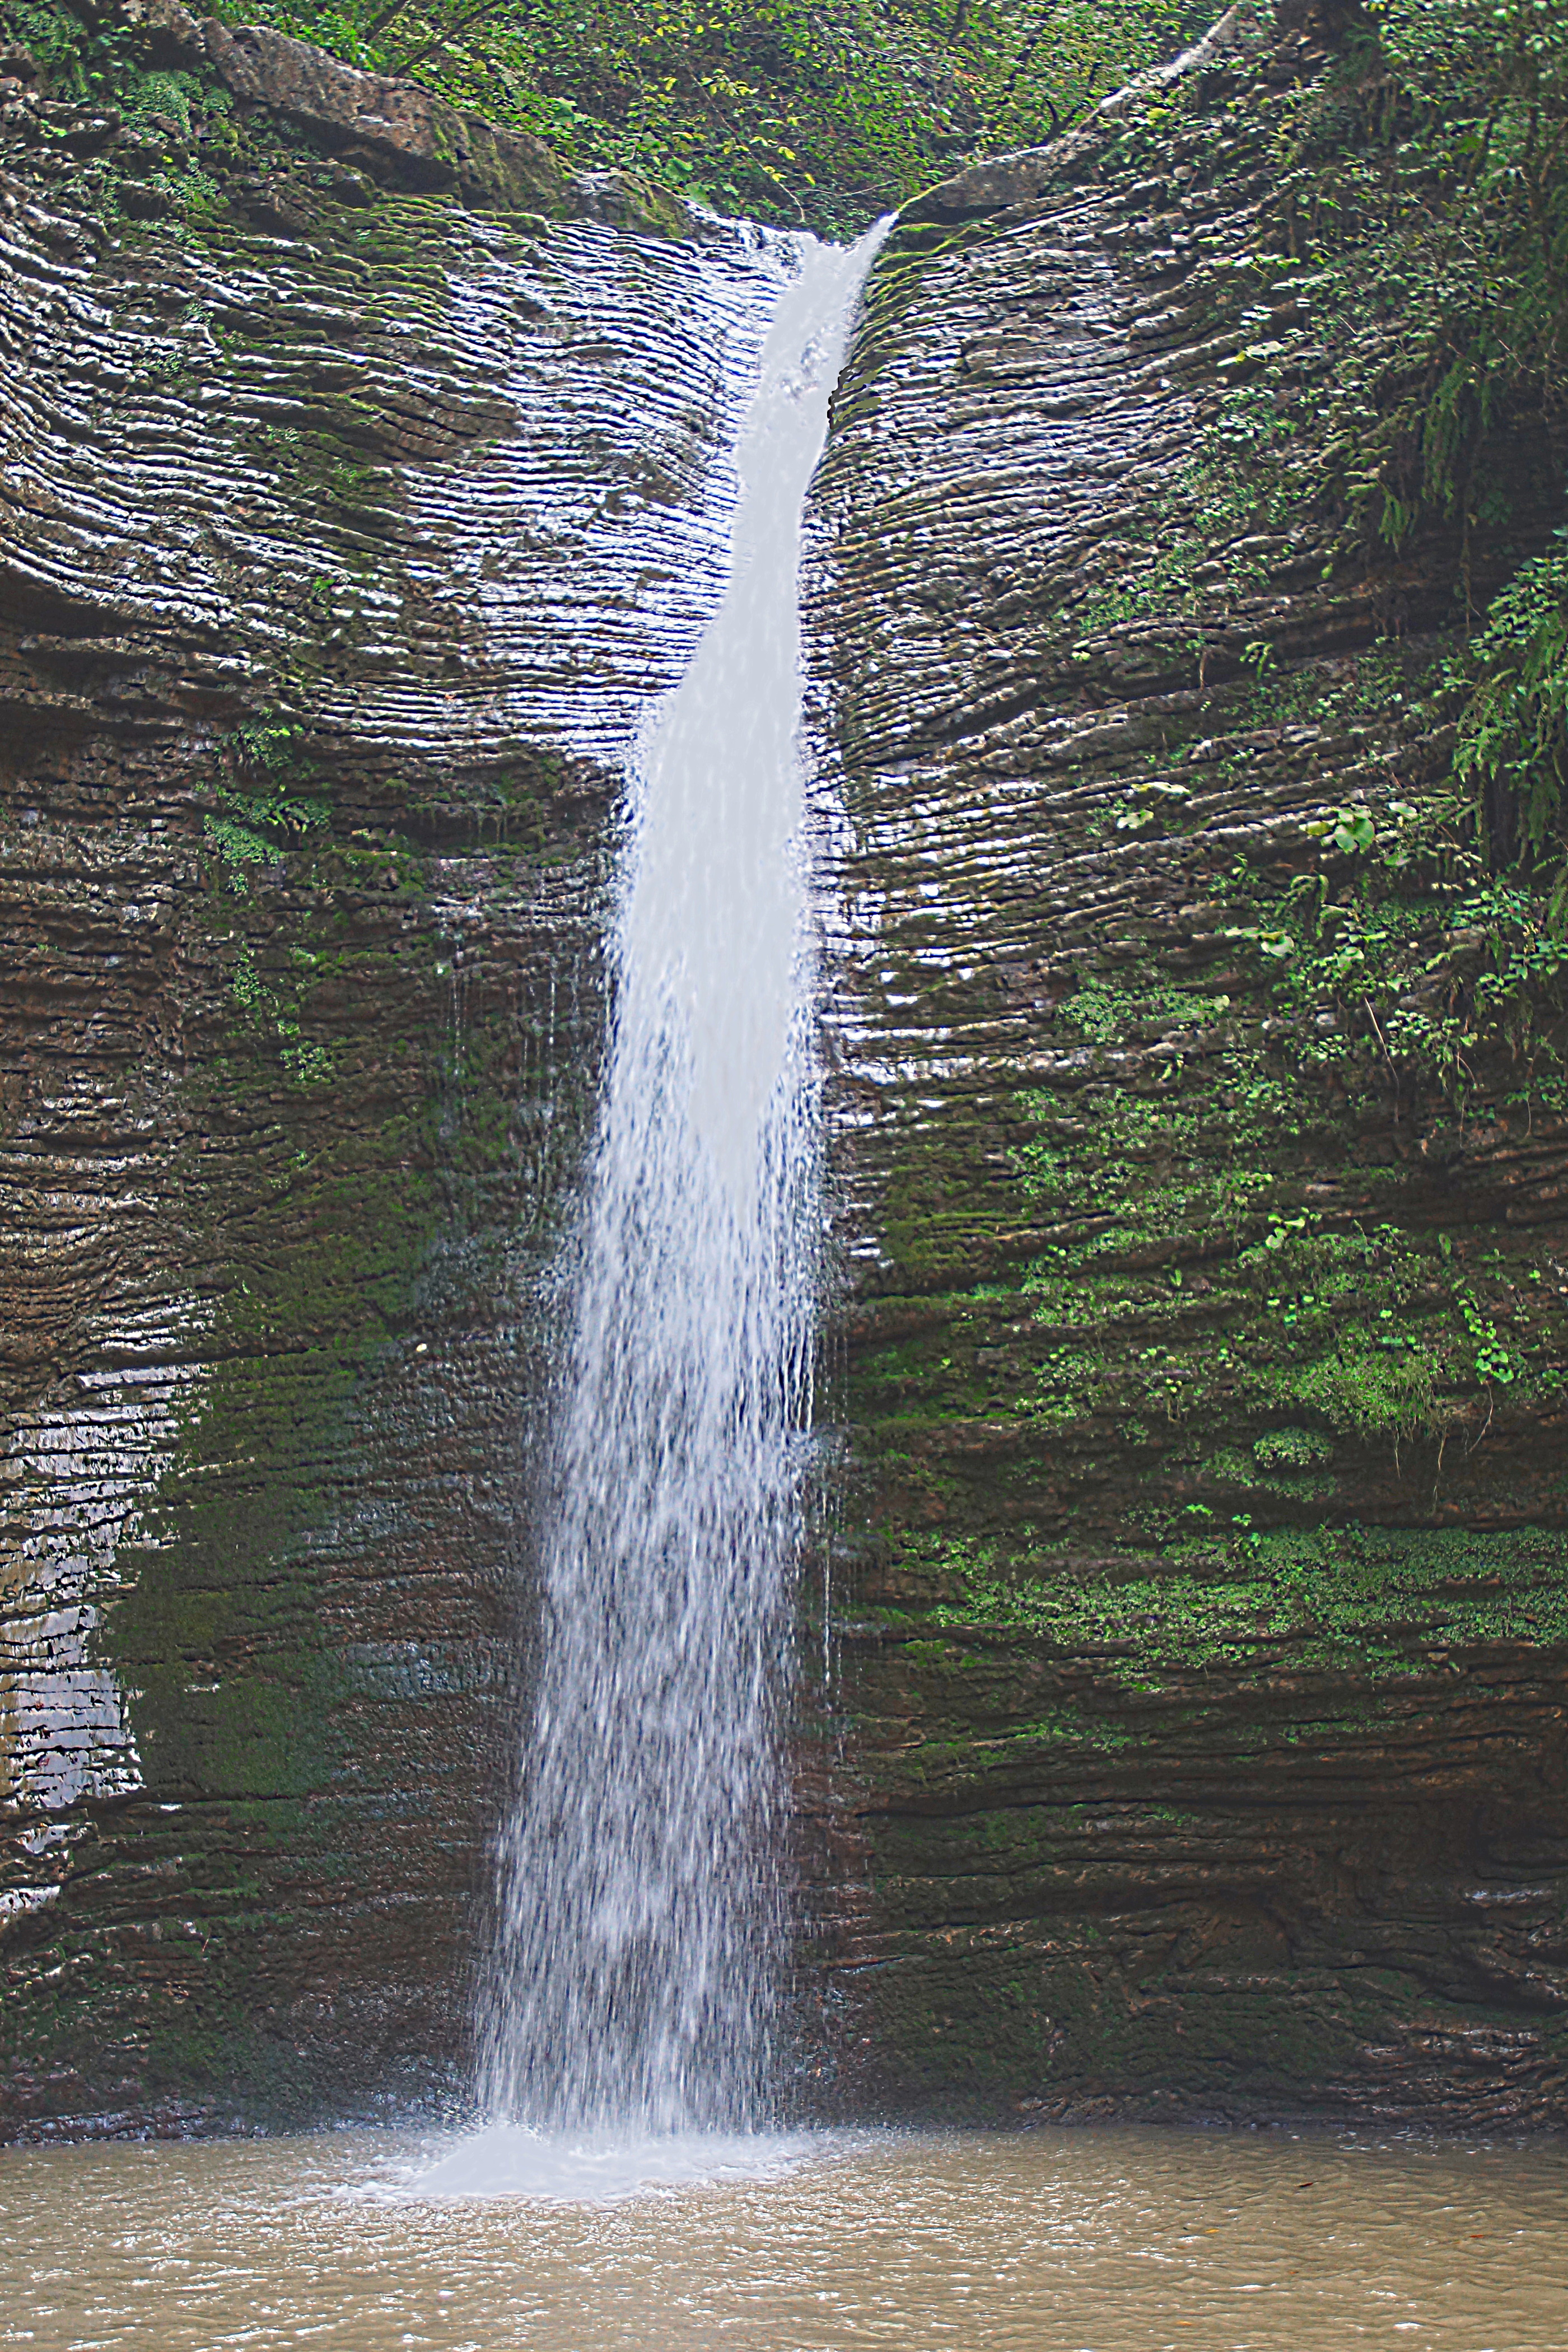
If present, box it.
[0,23,786,2132]
[5,0,1568,2141]
[804,2,1568,2127]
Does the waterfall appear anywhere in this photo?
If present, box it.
[477,220,888,2140]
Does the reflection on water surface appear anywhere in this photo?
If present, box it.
[1,2122,1563,2350]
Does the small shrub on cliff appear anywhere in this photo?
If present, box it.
[1253,1424,1334,1469]
[1452,537,1568,889]
[7,0,88,84]
[1289,1326,1438,1440]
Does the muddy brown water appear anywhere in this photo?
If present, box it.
[0,2122,1563,2351]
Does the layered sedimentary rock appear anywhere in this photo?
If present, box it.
[802,2,1568,2125]
[6,0,1568,2141]
[0,12,786,2133]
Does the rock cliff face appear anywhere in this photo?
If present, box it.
[3,0,1567,2139]
[802,1,1568,2126]
[0,11,787,2133]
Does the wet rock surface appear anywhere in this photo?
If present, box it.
[802,3,1568,2127]
[4,0,1568,2139]
[0,30,782,2134]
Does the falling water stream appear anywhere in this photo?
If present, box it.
[7,214,1568,2352]
[438,219,890,2174]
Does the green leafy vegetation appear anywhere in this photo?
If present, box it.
[902,1521,1568,1682]
[203,721,329,894]
[0,0,1230,230]
[188,0,1219,229]
[1055,7,1568,1112]
[1076,0,1568,915]
[1251,1424,1333,1469]
[1137,0,1568,564]
[1453,535,1568,881]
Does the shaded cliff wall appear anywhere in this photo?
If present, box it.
[0,14,787,2135]
[7,0,1568,2144]
[804,0,1568,2126]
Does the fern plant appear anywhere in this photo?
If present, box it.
[1452,533,1568,892]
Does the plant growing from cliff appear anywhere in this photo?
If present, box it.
[1287,1323,1438,1441]
[1450,534,1568,894]
[166,0,1222,228]
[205,779,329,893]
[1252,1424,1333,1470]
[1011,1057,1479,1454]
[1195,638,1568,1117]
[122,66,208,132]
[1071,375,1305,645]
[908,1523,1568,1681]
[206,813,276,891]
[1455,1284,1529,1387]
[205,724,337,1113]
[226,940,337,1088]
[203,721,329,892]
[1256,0,1568,558]
[8,0,94,86]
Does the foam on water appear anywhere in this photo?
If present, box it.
[412,2124,838,2204]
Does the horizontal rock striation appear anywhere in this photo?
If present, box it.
[802,1,1568,2126]
[1,19,792,2135]
[7,0,1568,2140]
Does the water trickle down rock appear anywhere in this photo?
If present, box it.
[0,41,810,2134]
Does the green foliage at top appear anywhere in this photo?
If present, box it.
[1353,3,1568,876]
[202,0,1218,230]
[1244,0,1568,545]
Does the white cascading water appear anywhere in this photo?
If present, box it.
[466,220,888,2159]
